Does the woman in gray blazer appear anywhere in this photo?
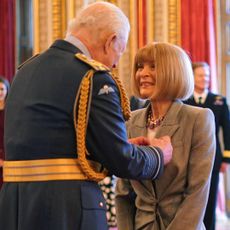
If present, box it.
[115,42,216,230]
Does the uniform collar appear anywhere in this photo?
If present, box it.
[65,35,91,58]
[194,89,208,104]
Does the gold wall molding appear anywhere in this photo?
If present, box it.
[117,0,132,96]
[129,0,138,63]
[154,0,168,42]
[52,0,66,41]
[33,0,68,54]
[66,0,76,20]
[33,0,51,54]
[168,0,181,45]
[147,0,154,44]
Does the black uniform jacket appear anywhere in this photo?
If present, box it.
[184,92,230,168]
[0,40,163,230]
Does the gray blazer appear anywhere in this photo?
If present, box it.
[115,100,216,230]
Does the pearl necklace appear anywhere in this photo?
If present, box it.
[147,110,165,129]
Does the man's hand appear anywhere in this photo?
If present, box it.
[128,136,150,145]
[150,136,173,165]
[220,162,228,173]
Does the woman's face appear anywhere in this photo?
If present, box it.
[0,83,7,101]
[135,62,156,99]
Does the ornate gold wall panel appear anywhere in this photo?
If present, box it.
[168,0,181,45]
[154,0,168,42]
[33,0,67,54]
[129,0,138,63]
[153,0,180,45]
[116,0,132,96]
[52,0,66,41]
[33,0,51,54]
[108,0,118,4]
[66,0,76,20]
[75,0,83,11]
[147,0,154,44]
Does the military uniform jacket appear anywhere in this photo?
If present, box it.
[0,40,163,230]
[184,92,230,168]
[115,101,216,230]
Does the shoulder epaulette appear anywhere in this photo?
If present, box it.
[17,54,40,70]
[75,53,110,72]
[215,95,223,100]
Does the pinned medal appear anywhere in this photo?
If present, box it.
[98,85,115,95]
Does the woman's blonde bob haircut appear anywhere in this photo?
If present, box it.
[131,42,194,101]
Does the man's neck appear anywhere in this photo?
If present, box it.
[194,88,207,95]
[65,34,92,58]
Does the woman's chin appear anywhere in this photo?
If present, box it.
[139,93,151,99]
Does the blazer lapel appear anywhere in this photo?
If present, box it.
[129,107,149,137]
[128,101,182,142]
[155,101,182,138]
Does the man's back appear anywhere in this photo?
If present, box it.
[5,40,86,160]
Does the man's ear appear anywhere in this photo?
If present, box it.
[104,33,117,54]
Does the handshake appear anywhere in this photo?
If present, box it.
[129,136,173,165]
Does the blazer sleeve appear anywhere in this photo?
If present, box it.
[167,108,216,230]
[85,71,163,180]
[115,178,136,230]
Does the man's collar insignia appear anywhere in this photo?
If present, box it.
[75,53,110,72]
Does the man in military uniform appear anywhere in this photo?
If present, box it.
[184,62,230,230]
[0,2,172,230]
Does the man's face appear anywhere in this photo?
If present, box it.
[93,34,127,69]
[104,37,127,69]
[194,66,210,92]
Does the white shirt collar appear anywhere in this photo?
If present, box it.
[64,35,91,58]
[193,89,208,104]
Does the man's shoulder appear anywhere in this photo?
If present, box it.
[208,92,226,106]
[17,54,40,70]
[183,96,195,105]
[75,53,110,72]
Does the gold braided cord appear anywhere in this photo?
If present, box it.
[73,70,108,182]
[73,68,130,182]
[110,72,131,121]
[75,53,131,120]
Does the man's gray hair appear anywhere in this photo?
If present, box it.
[66,2,130,41]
